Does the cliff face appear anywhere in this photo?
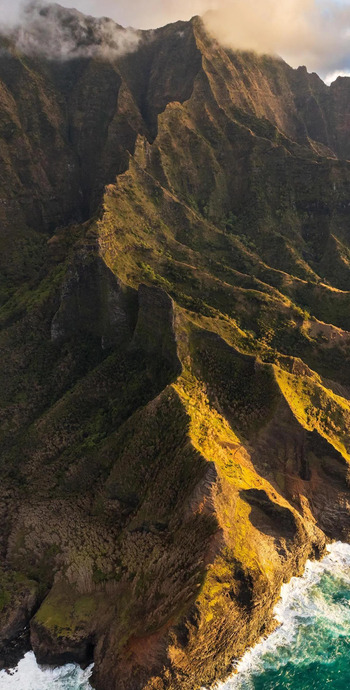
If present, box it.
[1,7,350,690]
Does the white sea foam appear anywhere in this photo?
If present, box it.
[0,652,93,689]
[218,542,350,689]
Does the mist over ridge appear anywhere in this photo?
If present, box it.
[1,1,141,59]
[1,0,350,80]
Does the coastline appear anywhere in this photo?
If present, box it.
[216,542,350,689]
[3,543,350,690]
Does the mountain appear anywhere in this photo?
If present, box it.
[1,5,350,689]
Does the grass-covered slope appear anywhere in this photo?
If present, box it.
[0,7,350,690]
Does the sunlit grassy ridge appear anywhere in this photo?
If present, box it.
[275,366,350,461]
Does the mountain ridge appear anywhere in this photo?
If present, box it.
[0,6,350,690]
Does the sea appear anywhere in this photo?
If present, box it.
[0,542,349,690]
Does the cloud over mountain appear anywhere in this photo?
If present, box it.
[203,0,350,79]
[1,1,140,59]
[1,0,350,79]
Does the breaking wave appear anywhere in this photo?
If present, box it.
[220,542,350,689]
[0,653,92,689]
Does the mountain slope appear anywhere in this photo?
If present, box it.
[1,6,350,689]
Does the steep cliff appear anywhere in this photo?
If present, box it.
[1,6,350,690]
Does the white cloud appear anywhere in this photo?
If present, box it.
[203,0,350,77]
[1,0,350,78]
[1,1,140,59]
[324,69,350,85]
[0,0,216,28]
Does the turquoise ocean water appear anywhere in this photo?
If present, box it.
[220,542,350,690]
[1,542,349,690]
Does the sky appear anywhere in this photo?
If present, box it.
[1,0,350,82]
